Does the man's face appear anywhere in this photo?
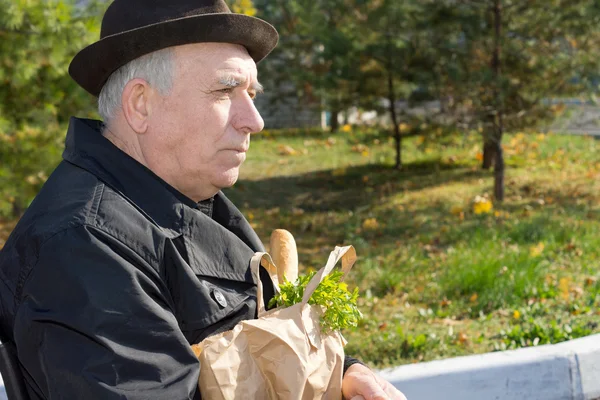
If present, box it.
[142,42,264,201]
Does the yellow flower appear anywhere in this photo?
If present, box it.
[473,196,493,214]
[529,242,545,257]
[513,310,521,319]
[341,124,352,132]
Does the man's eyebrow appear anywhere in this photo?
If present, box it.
[218,74,245,87]
[218,73,263,93]
[251,81,264,94]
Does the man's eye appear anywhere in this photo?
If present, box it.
[217,88,234,94]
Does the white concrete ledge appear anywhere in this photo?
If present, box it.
[379,333,600,400]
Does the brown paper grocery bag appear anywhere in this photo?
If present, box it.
[195,245,357,400]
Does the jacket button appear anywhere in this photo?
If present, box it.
[212,290,228,308]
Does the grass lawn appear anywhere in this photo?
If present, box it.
[225,125,600,369]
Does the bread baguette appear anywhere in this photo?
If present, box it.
[269,229,299,283]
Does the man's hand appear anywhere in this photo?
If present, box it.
[342,363,407,400]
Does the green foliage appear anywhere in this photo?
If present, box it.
[0,124,64,216]
[426,0,600,131]
[269,270,363,332]
[345,324,439,367]
[495,318,593,350]
[0,0,105,217]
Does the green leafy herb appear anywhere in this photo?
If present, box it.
[268,270,362,332]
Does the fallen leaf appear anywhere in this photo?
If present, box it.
[558,277,571,300]
[442,318,462,326]
[450,205,464,216]
[278,144,297,156]
[331,167,347,177]
[363,218,379,230]
[585,277,597,287]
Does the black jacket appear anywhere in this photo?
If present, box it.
[0,118,276,399]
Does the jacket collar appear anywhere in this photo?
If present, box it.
[61,117,263,251]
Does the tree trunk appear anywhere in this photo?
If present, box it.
[386,33,401,169]
[492,0,504,201]
[388,73,401,169]
[330,108,340,133]
[482,137,496,169]
[493,136,505,202]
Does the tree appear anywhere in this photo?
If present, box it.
[0,0,104,216]
[256,0,435,167]
[255,0,365,132]
[425,0,600,201]
[357,0,434,169]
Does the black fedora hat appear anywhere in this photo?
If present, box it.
[69,0,279,97]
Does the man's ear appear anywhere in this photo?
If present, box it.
[121,78,152,134]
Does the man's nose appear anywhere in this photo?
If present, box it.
[235,93,264,134]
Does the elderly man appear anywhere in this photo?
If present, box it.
[0,0,406,399]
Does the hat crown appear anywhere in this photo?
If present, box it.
[101,0,231,38]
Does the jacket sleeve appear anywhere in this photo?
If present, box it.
[13,225,200,400]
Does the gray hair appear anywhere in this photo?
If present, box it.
[98,47,175,123]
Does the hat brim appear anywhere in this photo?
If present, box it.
[69,13,279,97]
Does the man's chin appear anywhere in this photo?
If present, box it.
[214,169,240,190]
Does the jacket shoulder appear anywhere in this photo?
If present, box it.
[1,161,167,278]
[2,162,104,263]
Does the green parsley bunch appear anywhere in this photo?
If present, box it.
[268,270,362,332]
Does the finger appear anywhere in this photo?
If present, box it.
[376,375,407,400]
[383,385,407,400]
[361,386,390,400]
[351,397,366,400]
